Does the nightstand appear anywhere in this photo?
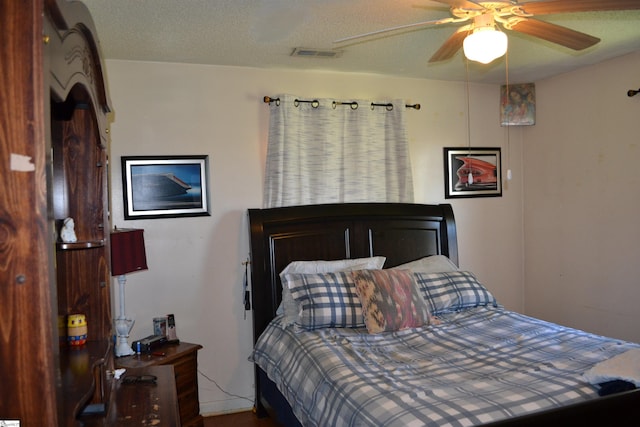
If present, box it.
[116,341,204,427]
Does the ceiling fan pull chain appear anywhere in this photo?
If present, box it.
[465,58,474,187]
[505,50,512,181]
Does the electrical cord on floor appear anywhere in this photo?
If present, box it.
[198,369,254,404]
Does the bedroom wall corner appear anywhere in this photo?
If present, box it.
[523,52,640,343]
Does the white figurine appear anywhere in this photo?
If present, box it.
[60,217,77,243]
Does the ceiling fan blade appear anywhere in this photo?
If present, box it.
[518,0,640,15]
[429,24,472,62]
[509,18,600,50]
[334,17,457,44]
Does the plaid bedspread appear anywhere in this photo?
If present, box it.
[251,307,640,427]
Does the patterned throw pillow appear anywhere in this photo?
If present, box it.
[351,269,431,334]
[284,271,366,331]
[414,271,499,315]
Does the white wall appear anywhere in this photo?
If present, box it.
[105,60,524,415]
[523,52,640,343]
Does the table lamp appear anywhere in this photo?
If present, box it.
[110,228,148,357]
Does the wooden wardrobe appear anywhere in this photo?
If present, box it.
[0,1,159,426]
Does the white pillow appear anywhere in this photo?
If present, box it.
[277,257,386,326]
[390,255,458,274]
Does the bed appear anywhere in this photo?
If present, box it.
[247,203,640,426]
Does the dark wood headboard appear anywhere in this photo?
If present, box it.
[247,202,457,345]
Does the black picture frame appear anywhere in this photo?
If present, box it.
[443,147,502,199]
[121,155,211,219]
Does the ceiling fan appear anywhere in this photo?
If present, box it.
[334,0,640,64]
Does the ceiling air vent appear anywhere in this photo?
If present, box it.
[291,47,343,58]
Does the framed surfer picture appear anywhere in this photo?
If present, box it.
[121,155,210,219]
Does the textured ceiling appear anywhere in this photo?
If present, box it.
[80,0,640,84]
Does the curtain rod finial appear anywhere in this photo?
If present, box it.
[264,96,280,105]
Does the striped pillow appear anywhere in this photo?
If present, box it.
[414,271,498,315]
[278,257,386,326]
[284,272,365,330]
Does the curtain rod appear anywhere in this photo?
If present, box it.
[263,96,420,110]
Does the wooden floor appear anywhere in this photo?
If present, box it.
[204,410,281,427]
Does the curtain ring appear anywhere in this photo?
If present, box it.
[351,102,358,110]
[332,101,337,109]
[275,98,280,106]
[294,99,300,107]
[311,100,319,108]
[371,102,394,111]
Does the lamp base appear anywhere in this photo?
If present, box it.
[114,317,135,357]
[115,335,135,357]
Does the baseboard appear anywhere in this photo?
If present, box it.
[199,399,253,417]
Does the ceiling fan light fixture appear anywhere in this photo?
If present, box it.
[463,27,508,64]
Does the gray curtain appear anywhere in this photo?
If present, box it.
[264,94,414,208]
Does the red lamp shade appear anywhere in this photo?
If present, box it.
[110,228,148,276]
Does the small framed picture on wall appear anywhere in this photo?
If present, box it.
[443,147,502,199]
[500,83,535,126]
[121,155,211,219]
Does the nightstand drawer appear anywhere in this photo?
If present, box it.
[172,352,198,395]
[178,387,201,422]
